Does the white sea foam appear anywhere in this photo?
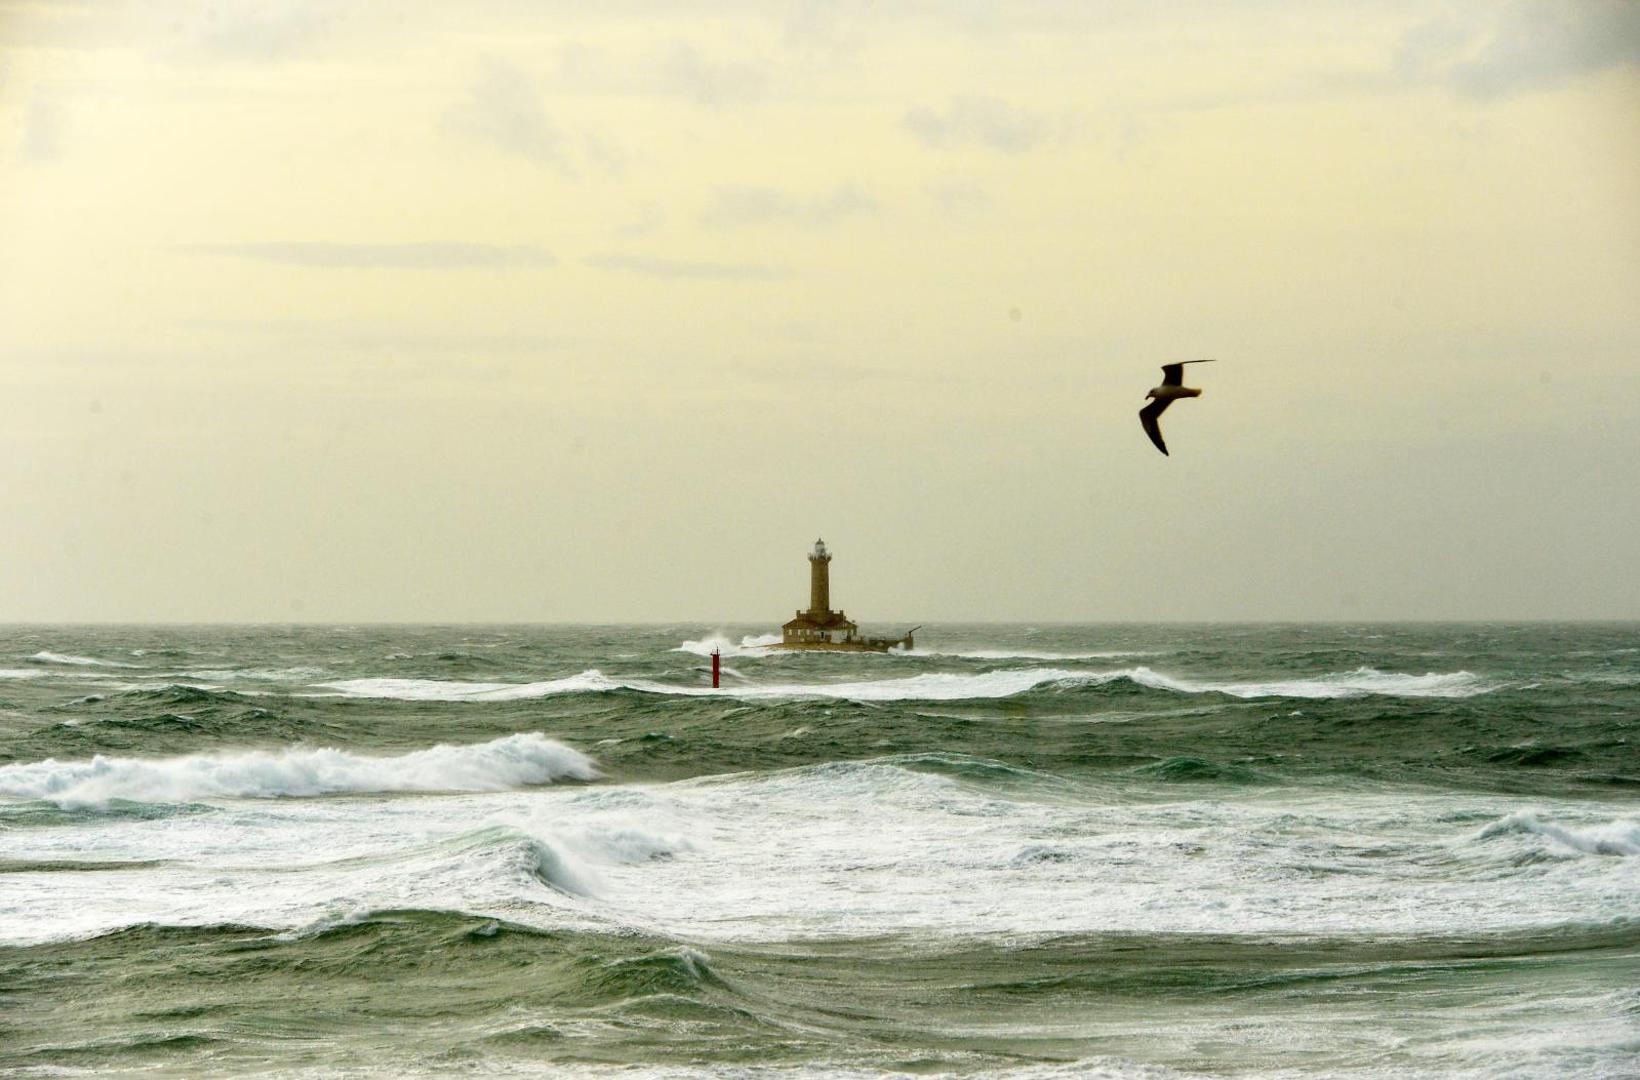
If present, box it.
[318,672,624,701]
[3,764,1636,955]
[1123,665,1497,699]
[319,667,1099,702]
[901,648,1160,661]
[1475,811,1640,856]
[0,668,47,680]
[0,733,598,807]
[674,636,1158,663]
[316,665,1496,703]
[27,650,143,668]
[176,666,325,682]
[674,634,783,658]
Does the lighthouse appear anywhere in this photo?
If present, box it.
[782,538,857,645]
[775,539,917,651]
[808,537,832,615]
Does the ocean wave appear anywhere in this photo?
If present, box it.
[0,667,48,680]
[319,668,1099,702]
[316,665,1495,703]
[674,634,783,658]
[1125,665,1496,699]
[902,648,1160,661]
[0,732,598,807]
[93,683,243,706]
[1130,756,1273,784]
[1475,812,1640,857]
[27,650,144,669]
[674,636,1159,663]
[317,672,625,701]
[455,825,594,897]
[1565,672,1640,687]
[174,667,325,682]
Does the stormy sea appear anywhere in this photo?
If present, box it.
[1,624,1636,1079]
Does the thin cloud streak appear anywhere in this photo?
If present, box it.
[903,95,1049,153]
[700,185,877,229]
[182,243,558,268]
[583,254,792,280]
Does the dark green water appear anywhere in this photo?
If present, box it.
[1,624,1636,1077]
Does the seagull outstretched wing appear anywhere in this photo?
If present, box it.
[1139,398,1172,456]
[1160,359,1215,386]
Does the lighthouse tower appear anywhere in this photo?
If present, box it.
[781,538,858,645]
[808,538,831,615]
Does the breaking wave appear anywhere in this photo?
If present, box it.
[900,648,1160,661]
[1130,665,1496,699]
[27,650,144,669]
[672,637,1158,663]
[0,667,48,680]
[0,733,598,807]
[318,665,1497,703]
[318,672,625,701]
[674,634,783,658]
[1476,812,1640,857]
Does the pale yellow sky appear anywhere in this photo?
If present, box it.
[2,0,1637,621]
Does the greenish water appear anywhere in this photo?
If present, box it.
[1,624,1636,1077]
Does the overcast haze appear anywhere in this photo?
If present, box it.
[2,0,1637,623]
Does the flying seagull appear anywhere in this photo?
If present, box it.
[1139,360,1215,456]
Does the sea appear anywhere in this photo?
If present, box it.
[0,623,1636,1079]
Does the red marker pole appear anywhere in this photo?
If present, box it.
[711,648,721,689]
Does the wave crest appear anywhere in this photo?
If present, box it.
[28,650,143,669]
[674,634,782,658]
[902,648,1159,661]
[1476,812,1640,856]
[0,733,598,807]
[317,673,622,701]
[1122,665,1494,699]
[314,665,1495,703]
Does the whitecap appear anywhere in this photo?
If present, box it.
[319,667,1100,702]
[1475,811,1640,856]
[0,732,599,807]
[1123,665,1497,699]
[27,650,143,669]
[316,672,622,701]
[673,633,783,658]
[313,665,1495,703]
[899,648,1161,661]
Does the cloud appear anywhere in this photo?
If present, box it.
[446,60,572,171]
[700,185,876,229]
[187,318,569,357]
[583,254,791,280]
[185,1,331,60]
[923,181,993,220]
[903,95,1048,153]
[656,41,768,106]
[24,96,62,161]
[1396,1,1640,99]
[183,243,557,268]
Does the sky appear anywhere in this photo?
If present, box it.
[1,0,1637,623]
